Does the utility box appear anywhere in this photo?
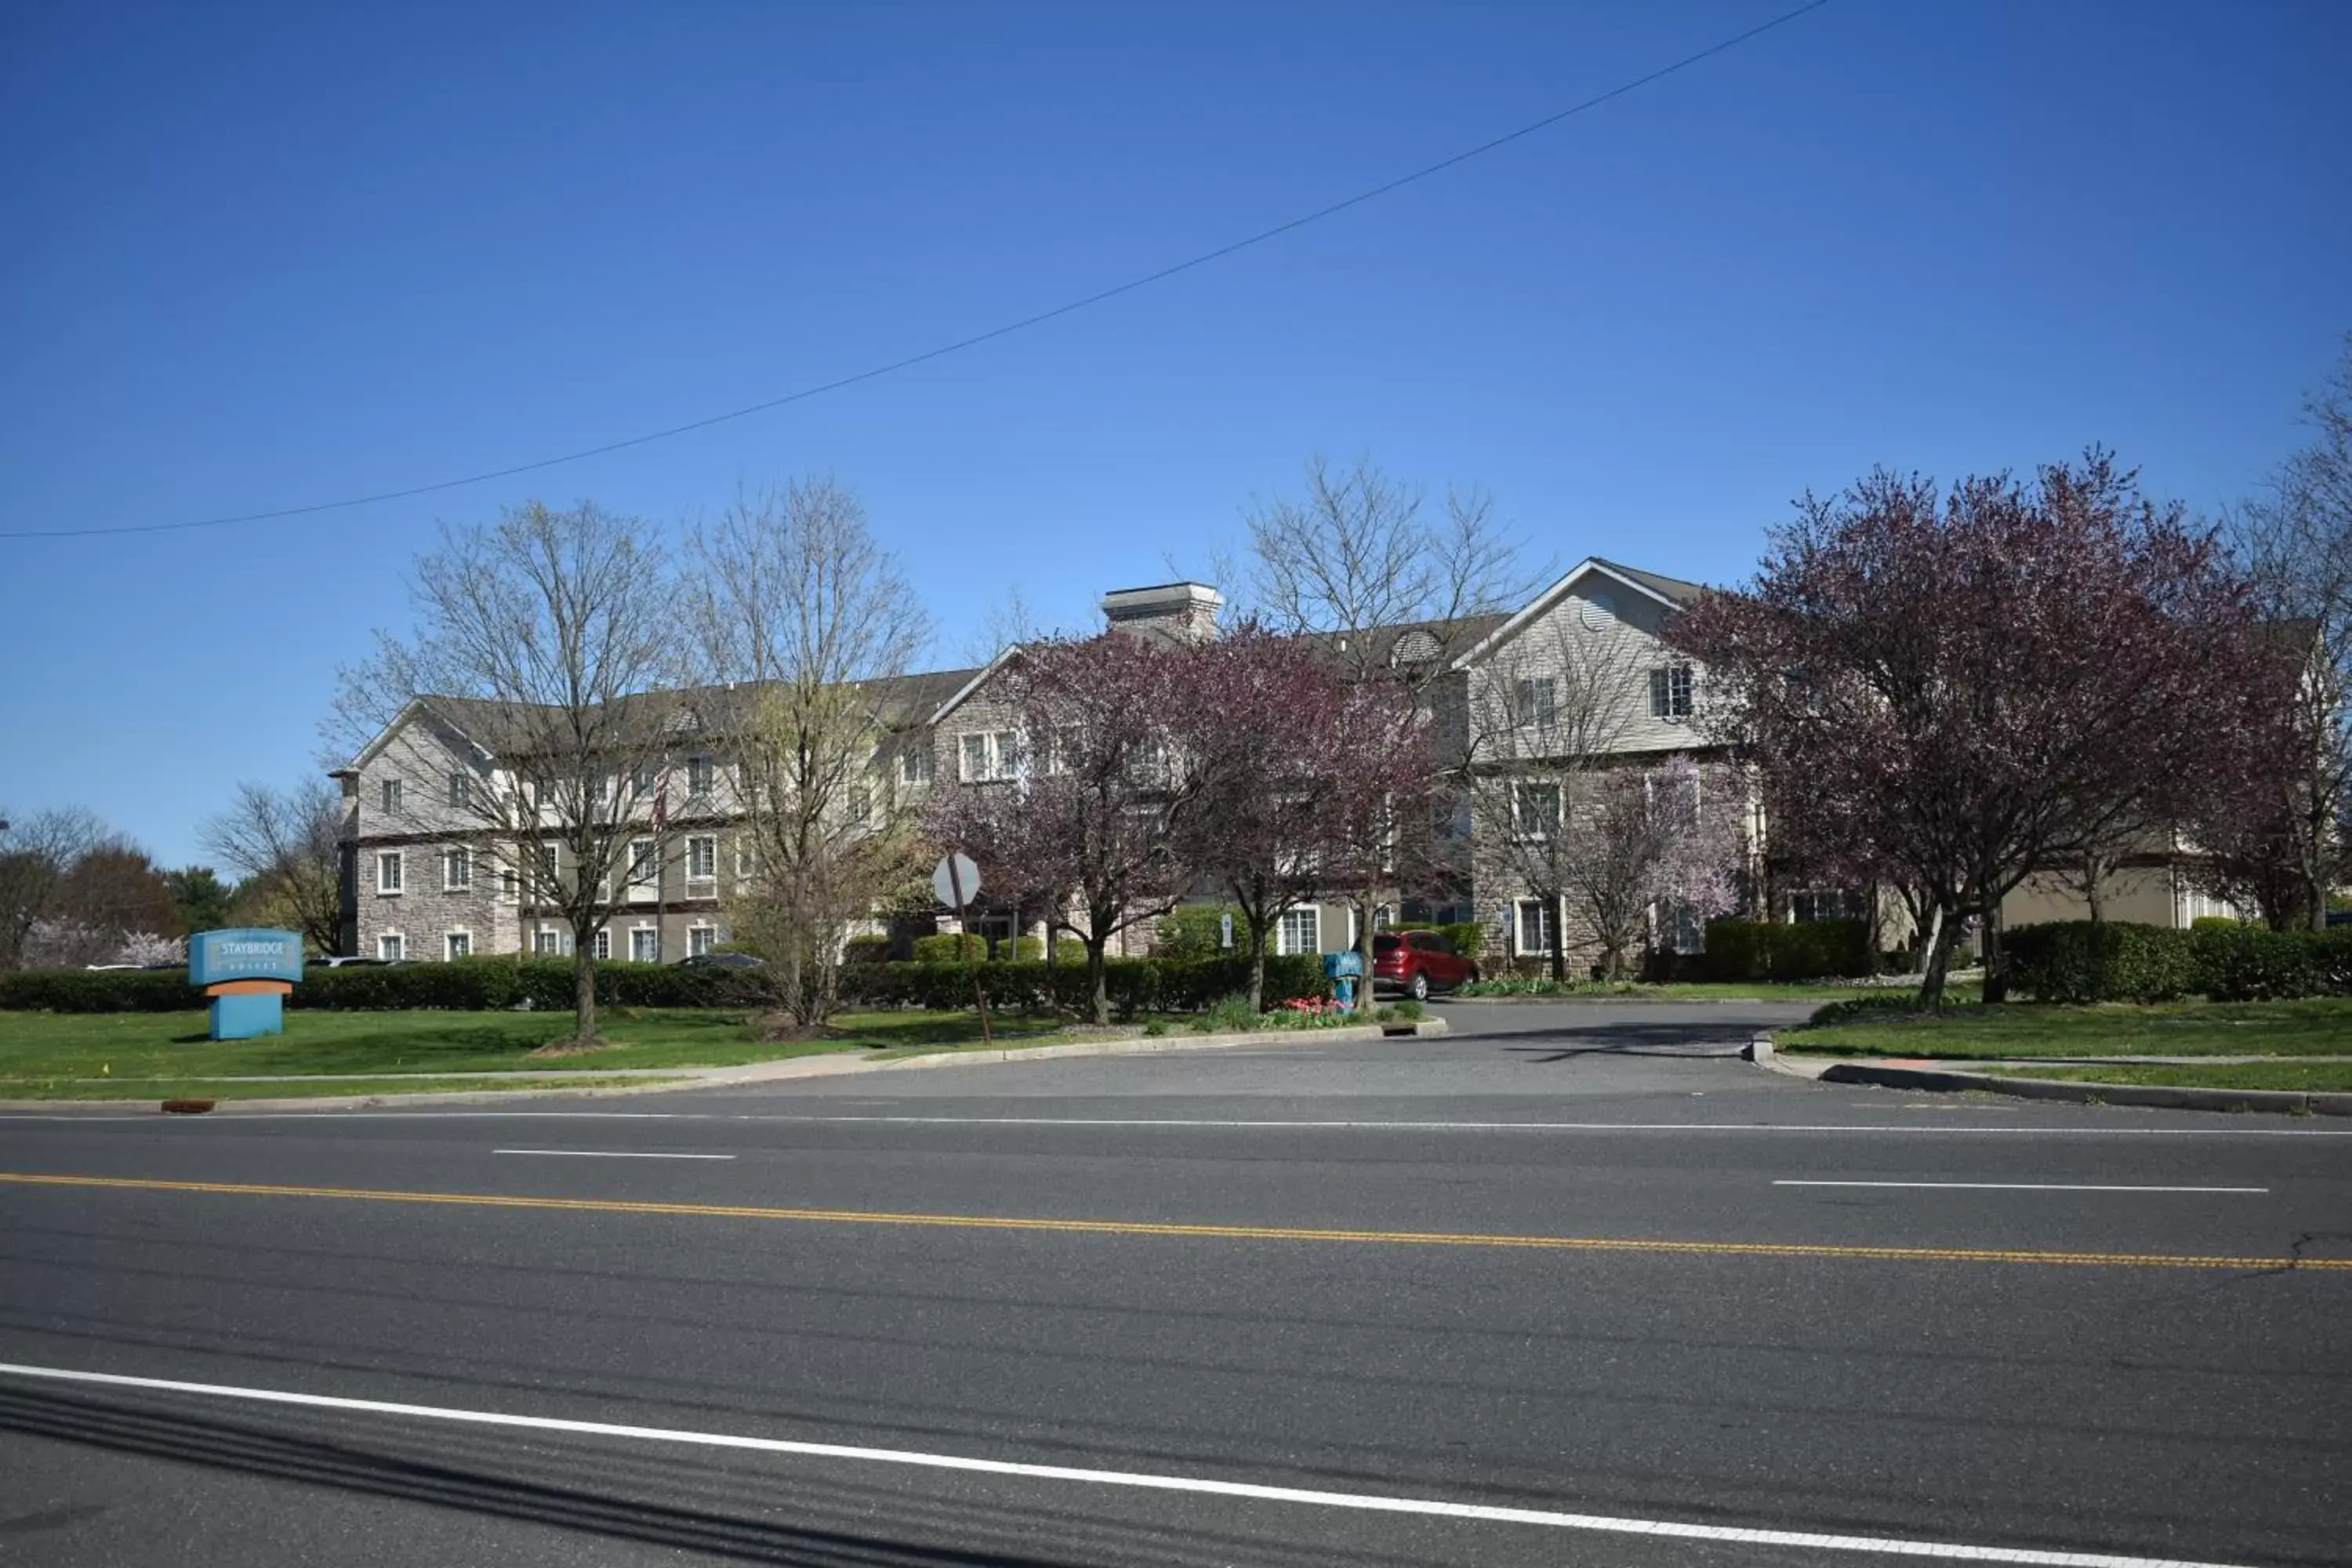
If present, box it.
[1323,949,1364,1011]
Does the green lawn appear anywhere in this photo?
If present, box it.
[2002,1061,2352,1093]
[0,1006,1068,1087]
[0,1074,688,1102]
[1782,999,2352,1059]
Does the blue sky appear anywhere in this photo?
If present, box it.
[2,0,2346,868]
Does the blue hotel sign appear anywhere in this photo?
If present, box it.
[188,928,305,1039]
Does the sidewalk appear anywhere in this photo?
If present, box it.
[1755,1041,2352,1116]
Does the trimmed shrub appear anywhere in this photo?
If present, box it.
[2003,921,2198,1004]
[0,956,753,1014]
[1702,919,1871,982]
[840,935,892,967]
[2190,924,2325,1002]
[2005,920,2352,1003]
[0,967,191,1013]
[838,954,1329,1016]
[909,932,989,964]
[1156,905,1240,962]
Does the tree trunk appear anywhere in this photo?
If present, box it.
[1910,902,1942,975]
[2084,855,2105,924]
[1915,905,1960,1010]
[1980,901,2008,1005]
[572,936,599,1044]
[1548,899,1568,984]
[1085,934,1109,1026]
[1248,920,1270,1014]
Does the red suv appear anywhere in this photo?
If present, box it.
[1372,931,1478,1000]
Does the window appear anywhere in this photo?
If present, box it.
[445,931,471,961]
[735,839,757,880]
[958,731,1025,782]
[1515,898,1559,956]
[628,838,658,895]
[899,746,933,786]
[377,933,404,962]
[1277,907,1320,956]
[1649,769,1701,830]
[1791,888,1849,924]
[685,755,713,799]
[686,835,717,881]
[688,926,715,957]
[592,929,612,960]
[376,851,403,895]
[633,761,659,797]
[1649,664,1694,720]
[630,927,659,962]
[534,841,559,893]
[533,928,562,955]
[1512,782,1563,839]
[380,778,403,815]
[500,866,518,903]
[442,847,471,891]
[848,786,872,823]
[448,772,470,809]
[1661,903,1705,954]
[1515,677,1558,729]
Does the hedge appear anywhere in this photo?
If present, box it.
[2004,921,2352,1003]
[2,951,1334,1017]
[1702,918,1873,982]
[840,955,1330,1016]
[0,956,752,1014]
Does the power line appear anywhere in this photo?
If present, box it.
[5,1,1833,543]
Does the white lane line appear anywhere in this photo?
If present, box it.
[492,1149,735,1161]
[5,1112,2350,1137]
[1774,1181,2269,1194]
[0,1362,2249,1567]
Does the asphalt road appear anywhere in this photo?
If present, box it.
[2,1000,2346,1566]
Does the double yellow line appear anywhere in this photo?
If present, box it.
[3,1171,2343,1272]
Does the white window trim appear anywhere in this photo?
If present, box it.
[380,778,403,815]
[1650,663,1694,721]
[1513,897,1561,957]
[376,850,404,895]
[444,929,473,963]
[899,746,933,786]
[448,771,470,810]
[688,924,717,957]
[377,931,405,962]
[1276,906,1320,957]
[628,924,660,963]
[627,837,659,900]
[532,926,564,956]
[441,846,473,892]
[685,834,717,884]
[685,754,713,800]
[592,929,612,960]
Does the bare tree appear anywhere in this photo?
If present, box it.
[684,478,931,1030]
[0,807,103,971]
[2222,336,2352,929]
[959,585,1043,669]
[1246,453,1540,971]
[330,500,681,1048]
[1465,620,1647,980]
[203,781,346,955]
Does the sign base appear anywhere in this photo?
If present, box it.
[210,992,285,1040]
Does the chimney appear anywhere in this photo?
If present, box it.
[1099,582,1223,644]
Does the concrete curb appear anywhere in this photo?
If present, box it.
[1442,995,1861,1008]
[0,1017,1450,1116]
[1809,1059,2352,1118]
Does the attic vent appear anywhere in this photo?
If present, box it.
[1392,629,1440,665]
[1579,590,1617,631]
[664,710,700,733]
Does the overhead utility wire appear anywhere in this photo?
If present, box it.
[4,0,1831,543]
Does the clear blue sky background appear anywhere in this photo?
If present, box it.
[2,0,2346,868]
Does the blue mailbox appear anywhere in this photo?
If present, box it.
[188,929,305,1040]
[1323,949,1364,1011]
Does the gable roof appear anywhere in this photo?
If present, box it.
[1450,557,1708,670]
